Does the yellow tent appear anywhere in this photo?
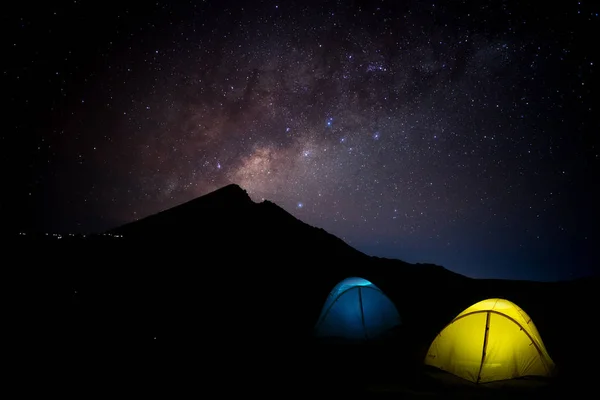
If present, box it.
[424,298,555,383]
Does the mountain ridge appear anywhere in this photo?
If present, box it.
[107,183,467,284]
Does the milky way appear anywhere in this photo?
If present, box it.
[15,1,598,280]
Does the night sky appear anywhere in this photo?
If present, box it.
[8,1,598,281]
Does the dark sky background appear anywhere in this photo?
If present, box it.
[6,0,598,281]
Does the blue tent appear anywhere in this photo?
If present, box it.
[314,277,401,340]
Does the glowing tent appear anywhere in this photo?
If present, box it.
[314,277,401,341]
[425,298,555,383]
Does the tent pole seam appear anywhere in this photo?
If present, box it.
[476,311,491,383]
[358,287,367,340]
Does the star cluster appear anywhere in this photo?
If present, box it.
[10,1,598,280]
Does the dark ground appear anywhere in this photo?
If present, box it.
[61,239,598,398]
[64,338,590,398]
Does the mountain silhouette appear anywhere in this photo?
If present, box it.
[108,183,464,285]
[103,183,471,336]
[109,183,372,261]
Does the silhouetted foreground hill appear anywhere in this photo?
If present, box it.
[26,183,597,395]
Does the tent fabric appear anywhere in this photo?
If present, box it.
[425,298,555,383]
[314,277,401,340]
